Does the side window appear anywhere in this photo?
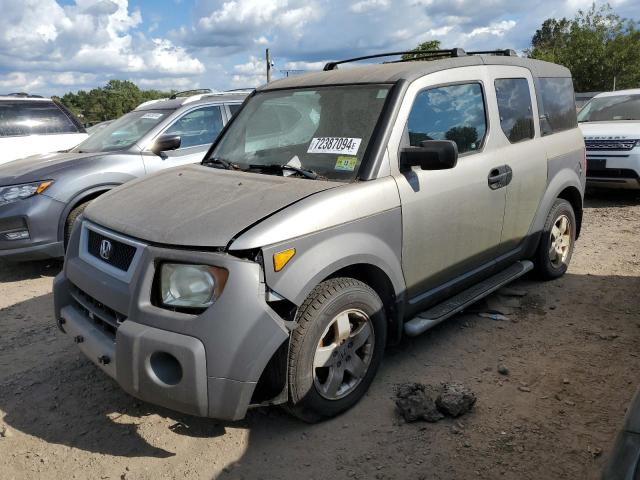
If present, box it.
[495,78,535,143]
[228,104,242,117]
[0,101,79,136]
[164,106,223,149]
[537,77,577,135]
[407,83,487,154]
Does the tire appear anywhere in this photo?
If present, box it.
[535,198,576,280]
[64,201,91,248]
[287,277,387,422]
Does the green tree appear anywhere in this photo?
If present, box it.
[58,80,174,124]
[528,3,640,92]
[401,40,442,61]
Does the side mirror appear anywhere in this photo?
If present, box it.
[400,140,458,170]
[152,134,181,154]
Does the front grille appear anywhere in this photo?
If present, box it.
[587,168,639,179]
[69,284,127,340]
[585,139,638,151]
[87,229,136,271]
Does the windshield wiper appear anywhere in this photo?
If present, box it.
[248,163,318,179]
[203,157,238,170]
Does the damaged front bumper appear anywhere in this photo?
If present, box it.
[53,220,289,420]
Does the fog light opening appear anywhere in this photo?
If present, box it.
[5,230,29,240]
[149,351,183,386]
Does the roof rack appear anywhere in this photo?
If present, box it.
[466,49,517,56]
[323,48,518,70]
[5,92,44,98]
[169,88,212,99]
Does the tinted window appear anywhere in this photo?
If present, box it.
[408,83,487,154]
[164,106,223,149]
[228,104,242,116]
[537,77,577,135]
[0,101,79,137]
[495,78,535,143]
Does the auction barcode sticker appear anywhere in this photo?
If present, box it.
[307,137,361,155]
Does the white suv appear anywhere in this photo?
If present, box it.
[578,89,640,189]
[0,94,88,165]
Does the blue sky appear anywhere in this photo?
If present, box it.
[0,0,637,96]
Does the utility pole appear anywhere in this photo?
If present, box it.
[266,48,272,83]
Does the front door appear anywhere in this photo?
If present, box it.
[394,78,506,303]
[143,104,225,173]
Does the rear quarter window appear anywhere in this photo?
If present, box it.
[536,78,577,135]
[0,101,80,137]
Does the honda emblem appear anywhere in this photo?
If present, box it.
[99,239,113,260]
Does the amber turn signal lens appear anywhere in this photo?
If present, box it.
[36,181,53,194]
[273,248,296,272]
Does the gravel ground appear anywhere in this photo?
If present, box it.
[0,189,639,480]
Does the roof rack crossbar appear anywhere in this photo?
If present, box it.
[169,88,213,99]
[323,48,467,70]
[466,49,518,57]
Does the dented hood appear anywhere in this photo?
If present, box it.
[84,164,341,248]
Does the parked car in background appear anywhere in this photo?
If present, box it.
[0,90,248,261]
[578,89,640,189]
[0,93,87,165]
[86,120,113,135]
[54,49,585,422]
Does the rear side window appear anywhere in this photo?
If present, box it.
[228,104,242,116]
[536,78,577,135]
[0,101,79,137]
[495,78,535,143]
[408,83,487,154]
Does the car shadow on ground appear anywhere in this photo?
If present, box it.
[585,188,640,209]
[0,258,62,282]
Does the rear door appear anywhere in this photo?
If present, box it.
[488,67,547,253]
[142,104,225,173]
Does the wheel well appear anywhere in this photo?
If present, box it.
[557,186,583,238]
[59,188,112,239]
[327,263,402,344]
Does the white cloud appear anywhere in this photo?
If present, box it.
[468,20,517,38]
[349,0,390,13]
[0,0,204,90]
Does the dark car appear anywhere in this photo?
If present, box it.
[0,90,248,261]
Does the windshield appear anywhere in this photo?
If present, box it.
[73,109,172,153]
[577,94,640,122]
[208,85,392,181]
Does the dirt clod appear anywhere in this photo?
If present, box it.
[436,383,477,418]
[395,383,444,423]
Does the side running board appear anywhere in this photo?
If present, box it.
[404,260,534,337]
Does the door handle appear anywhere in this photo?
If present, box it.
[488,165,513,190]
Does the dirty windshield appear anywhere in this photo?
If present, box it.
[209,85,391,181]
[73,109,172,153]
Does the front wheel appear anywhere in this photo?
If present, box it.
[535,198,576,280]
[287,277,387,422]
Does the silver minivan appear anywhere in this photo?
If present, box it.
[54,49,586,422]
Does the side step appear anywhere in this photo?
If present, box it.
[404,260,533,337]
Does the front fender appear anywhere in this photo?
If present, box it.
[260,208,405,306]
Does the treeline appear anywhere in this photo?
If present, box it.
[54,80,174,125]
[528,3,640,92]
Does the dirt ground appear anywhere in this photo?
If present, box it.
[1,189,639,480]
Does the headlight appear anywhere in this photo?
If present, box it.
[160,263,228,309]
[0,181,53,206]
